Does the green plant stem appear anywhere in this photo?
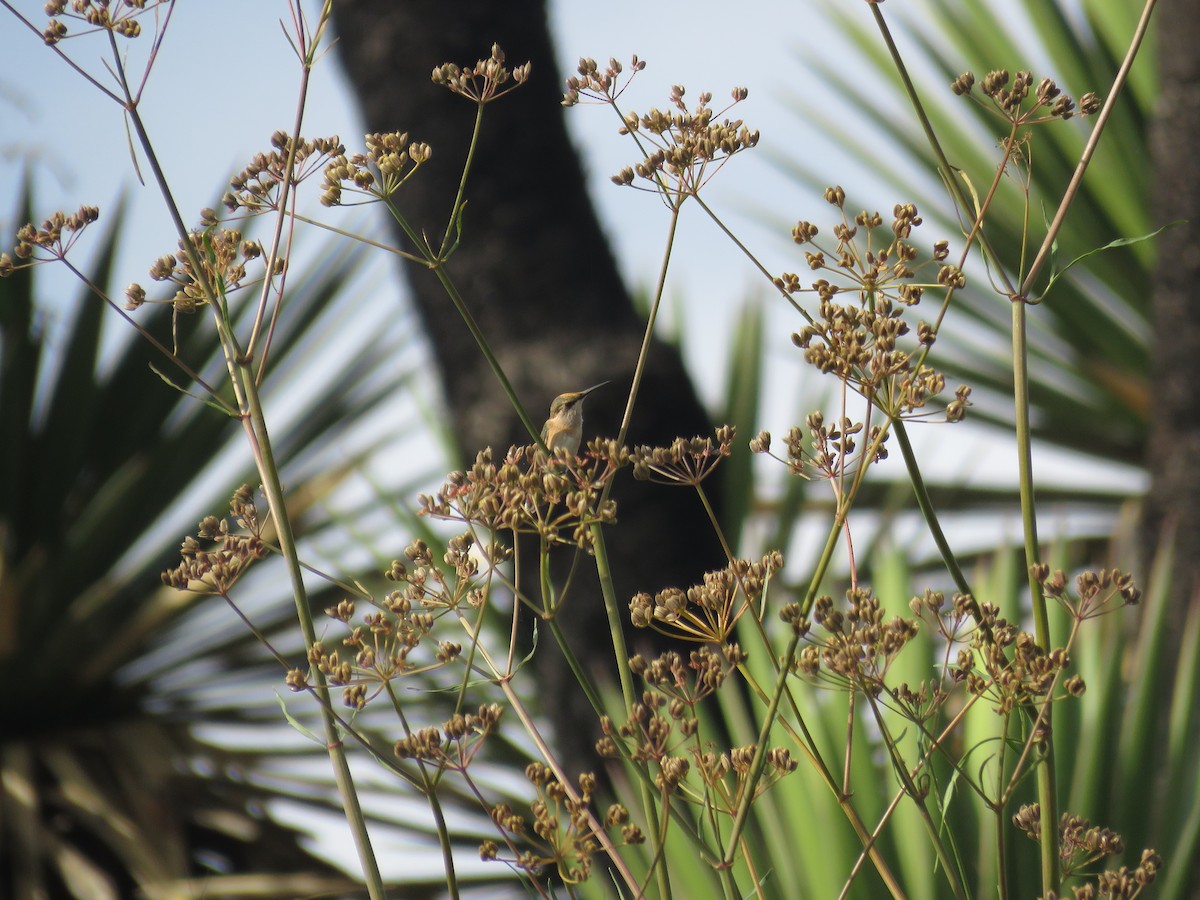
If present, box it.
[279,210,429,262]
[59,258,224,403]
[861,4,1170,889]
[1006,50,1157,887]
[892,419,971,597]
[376,89,546,446]
[438,100,487,258]
[614,205,680,450]
[692,194,814,325]
[100,16,386,894]
[719,424,902,879]
[1011,295,1058,892]
[719,520,838,865]
[245,29,313,366]
[386,200,543,444]
[866,3,1012,280]
[239,367,386,897]
[576,202,685,899]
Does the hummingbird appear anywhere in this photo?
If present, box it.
[540,382,609,456]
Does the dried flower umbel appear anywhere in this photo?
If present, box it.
[1012,805,1161,899]
[41,0,168,44]
[221,132,345,213]
[318,132,432,208]
[1033,564,1142,620]
[418,443,628,552]
[629,425,735,487]
[161,485,266,595]
[566,56,758,208]
[776,190,971,423]
[432,43,531,104]
[482,765,613,883]
[752,411,892,483]
[0,206,100,276]
[562,55,645,106]
[629,552,784,644]
[793,587,921,694]
[598,647,795,817]
[127,227,275,315]
[301,535,495,709]
[953,69,1102,126]
[611,83,759,206]
[392,703,503,769]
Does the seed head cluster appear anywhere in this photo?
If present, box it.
[629,552,784,644]
[562,55,646,106]
[432,43,531,104]
[607,81,759,206]
[392,704,503,769]
[953,69,1102,125]
[629,426,735,486]
[0,205,100,276]
[596,644,795,812]
[160,485,266,596]
[565,57,758,207]
[130,227,272,314]
[1013,805,1161,898]
[41,0,164,44]
[217,132,344,214]
[319,132,432,208]
[481,766,622,883]
[793,588,920,693]
[775,189,971,423]
[419,443,628,550]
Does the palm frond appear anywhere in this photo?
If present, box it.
[0,183,421,896]
[773,0,1153,470]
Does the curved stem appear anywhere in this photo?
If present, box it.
[240,367,385,896]
[891,419,972,598]
[1020,0,1159,297]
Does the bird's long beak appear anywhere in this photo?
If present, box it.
[580,381,610,397]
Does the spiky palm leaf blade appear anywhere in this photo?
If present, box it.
[0,186,432,897]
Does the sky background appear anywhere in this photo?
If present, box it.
[0,0,1146,876]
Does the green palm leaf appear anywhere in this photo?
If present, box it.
[773,0,1153,469]
[0,184,421,897]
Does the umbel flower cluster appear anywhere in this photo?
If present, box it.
[563,56,759,206]
[482,765,634,884]
[0,205,99,276]
[319,132,432,208]
[952,68,1102,125]
[418,442,629,550]
[1013,805,1162,899]
[160,485,266,595]
[776,188,971,422]
[221,132,347,213]
[629,552,784,644]
[432,42,531,103]
[41,0,167,43]
[126,227,274,314]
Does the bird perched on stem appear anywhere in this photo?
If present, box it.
[540,382,609,456]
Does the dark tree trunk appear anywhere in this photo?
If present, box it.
[1147,0,1200,636]
[329,0,725,777]
[1145,2,1200,884]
